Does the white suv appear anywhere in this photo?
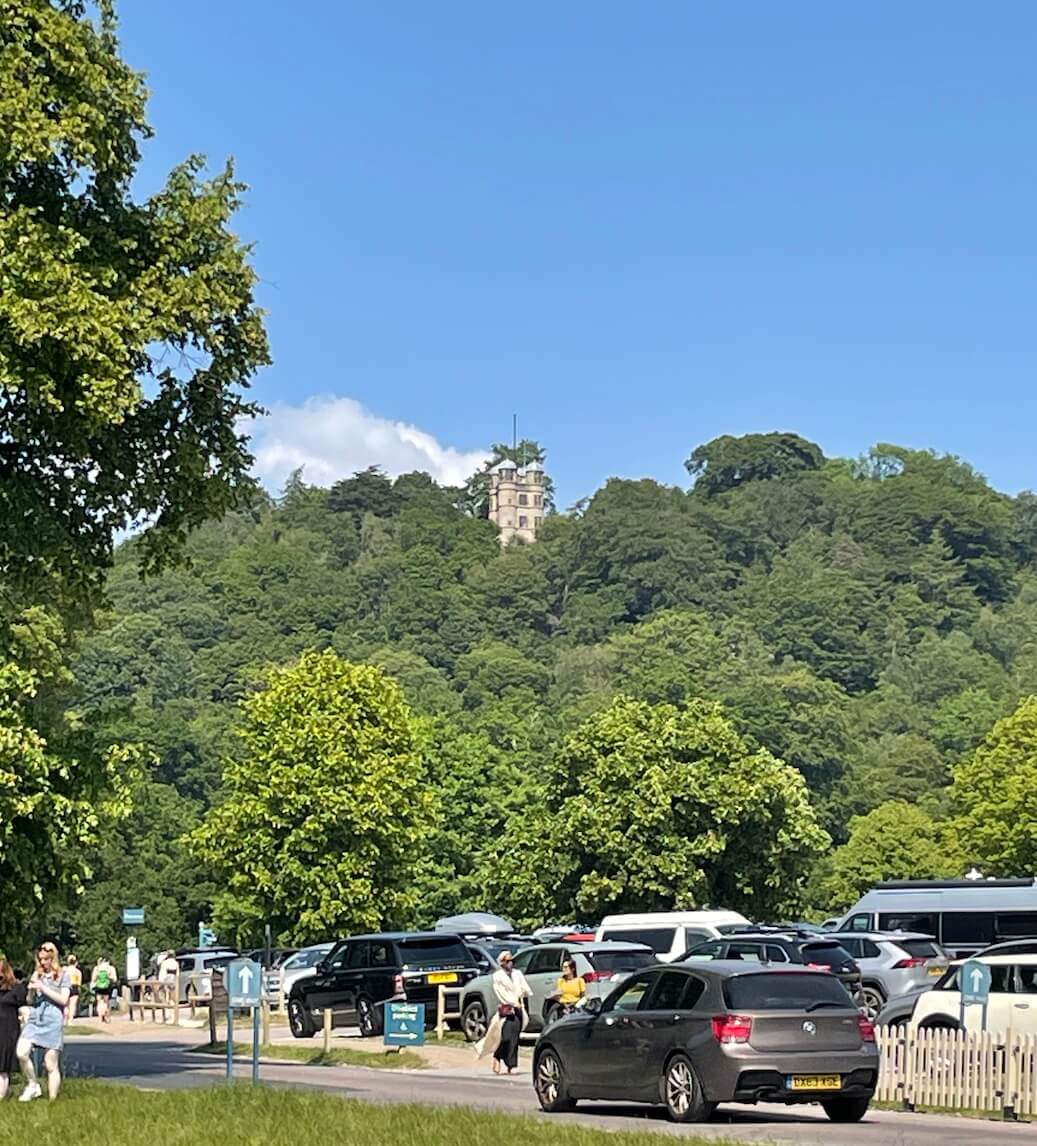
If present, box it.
[910,954,1037,1035]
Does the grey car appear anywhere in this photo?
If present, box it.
[832,932,949,1019]
[460,941,655,1042]
[533,962,879,1124]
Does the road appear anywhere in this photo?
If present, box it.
[63,1036,1035,1145]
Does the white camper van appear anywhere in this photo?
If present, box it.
[595,910,750,962]
[839,880,1037,958]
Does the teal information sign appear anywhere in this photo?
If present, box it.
[121,907,145,925]
[227,958,262,1008]
[960,959,992,1007]
[384,1001,425,1047]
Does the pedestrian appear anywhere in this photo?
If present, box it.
[64,955,82,1024]
[0,959,28,1100]
[16,941,71,1101]
[90,955,117,1023]
[475,951,531,1075]
[552,957,586,1016]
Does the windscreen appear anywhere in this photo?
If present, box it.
[288,948,329,970]
[724,973,851,1011]
[204,954,235,969]
[801,941,853,966]
[397,938,472,968]
[600,928,676,954]
[900,939,942,958]
[589,950,656,973]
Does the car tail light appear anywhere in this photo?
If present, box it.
[393,974,404,995]
[857,1014,876,1042]
[893,957,926,969]
[712,1014,753,1043]
[583,970,614,983]
[806,963,832,972]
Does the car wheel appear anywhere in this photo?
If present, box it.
[357,996,382,1038]
[462,998,487,1043]
[860,985,884,1021]
[288,998,316,1039]
[543,1003,564,1029]
[919,1017,959,1031]
[534,1047,576,1113]
[822,1097,871,1123]
[662,1054,713,1123]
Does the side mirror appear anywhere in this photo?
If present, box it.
[584,997,603,1015]
[315,960,328,975]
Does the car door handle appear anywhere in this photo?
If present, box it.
[670,1014,683,1024]
[604,1016,629,1027]
[1013,1003,1030,1010]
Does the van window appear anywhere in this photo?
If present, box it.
[996,913,1037,939]
[600,927,676,955]
[879,913,936,934]
[846,914,872,932]
[941,913,994,947]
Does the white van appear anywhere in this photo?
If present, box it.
[595,910,750,962]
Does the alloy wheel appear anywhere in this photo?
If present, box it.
[536,1052,561,1106]
[666,1058,694,1117]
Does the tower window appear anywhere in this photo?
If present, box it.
[519,515,528,527]
[519,493,528,506]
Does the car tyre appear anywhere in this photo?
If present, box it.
[534,1047,576,1113]
[288,998,316,1039]
[357,996,382,1038]
[543,1002,565,1029]
[860,985,885,1021]
[462,998,487,1043]
[822,1097,871,1123]
[662,1053,714,1123]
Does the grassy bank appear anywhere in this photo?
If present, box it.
[0,1080,755,1145]
[189,1040,426,1070]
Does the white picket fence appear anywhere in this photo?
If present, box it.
[876,1027,1037,1117]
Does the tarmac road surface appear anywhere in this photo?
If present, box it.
[64,1037,1035,1145]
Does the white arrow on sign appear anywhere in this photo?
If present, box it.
[238,965,254,994]
[970,968,984,992]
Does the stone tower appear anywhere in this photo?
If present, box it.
[488,459,546,544]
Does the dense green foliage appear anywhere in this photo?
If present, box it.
[0,0,267,957]
[52,430,1037,946]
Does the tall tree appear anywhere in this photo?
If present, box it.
[188,651,435,944]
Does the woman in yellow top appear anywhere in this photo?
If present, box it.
[555,959,586,1012]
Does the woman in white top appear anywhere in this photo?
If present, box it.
[485,951,531,1074]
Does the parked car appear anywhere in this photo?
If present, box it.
[681,931,862,999]
[277,943,334,1005]
[977,938,1037,958]
[596,911,750,962]
[533,962,878,1123]
[875,984,931,1027]
[460,941,655,1042]
[463,937,528,975]
[241,947,299,1005]
[831,932,949,1019]
[910,955,1037,1034]
[175,948,238,1003]
[288,932,479,1039]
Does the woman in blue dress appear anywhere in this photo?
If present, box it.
[16,941,70,1102]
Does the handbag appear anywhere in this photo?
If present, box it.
[497,1003,515,1017]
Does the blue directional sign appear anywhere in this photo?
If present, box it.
[227,958,263,1008]
[960,959,992,1007]
[384,1001,425,1047]
[121,907,145,925]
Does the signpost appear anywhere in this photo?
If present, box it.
[198,923,218,948]
[384,1001,425,1050]
[959,958,992,1031]
[121,907,145,925]
[226,958,263,1084]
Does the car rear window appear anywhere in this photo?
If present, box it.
[589,950,656,973]
[600,928,676,954]
[723,973,852,1011]
[900,939,941,959]
[801,941,853,965]
[396,938,472,968]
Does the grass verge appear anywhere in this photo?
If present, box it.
[0,1080,759,1144]
[189,1040,426,1070]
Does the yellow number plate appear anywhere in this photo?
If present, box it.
[789,1075,841,1091]
[427,972,458,984]
[929,966,945,976]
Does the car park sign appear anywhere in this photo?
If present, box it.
[384,1001,425,1047]
[228,958,263,1008]
[960,959,991,1007]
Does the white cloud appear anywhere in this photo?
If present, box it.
[248,395,491,491]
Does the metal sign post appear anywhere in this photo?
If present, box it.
[960,959,992,1031]
[226,958,263,1084]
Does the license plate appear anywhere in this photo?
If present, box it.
[929,966,945,976]
[427,972,458,984]
[788,1075,841,1091]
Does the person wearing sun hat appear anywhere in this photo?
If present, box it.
[475,950,531,1074]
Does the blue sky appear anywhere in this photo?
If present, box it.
[119,2,1037,506]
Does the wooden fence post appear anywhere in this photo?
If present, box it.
[261,998,270,1048]
[323,1007,332,1054]
[174,969,181,1027]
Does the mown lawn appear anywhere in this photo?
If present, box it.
[189,1039,427,1069]
[0,1080,751,1145]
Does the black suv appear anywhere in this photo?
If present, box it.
[681,929,862,997]
[287,932,479,1039]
